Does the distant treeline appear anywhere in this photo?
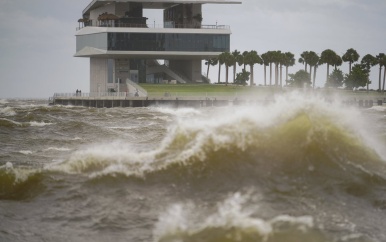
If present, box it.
[205,49,386,91]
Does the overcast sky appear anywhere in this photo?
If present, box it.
[0,0,385,98]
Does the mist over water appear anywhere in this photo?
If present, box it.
[1,93,386,242]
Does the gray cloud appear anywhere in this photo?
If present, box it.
[0,0,385,98]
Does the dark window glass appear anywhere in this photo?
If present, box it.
[107,33,229,52]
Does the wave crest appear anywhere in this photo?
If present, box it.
[0,163,44,200]
[153,192,329,242]
[48,93,386,184]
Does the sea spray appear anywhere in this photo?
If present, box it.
[48,92,385,179]
[153,192,323,242]
[1,97,386,242]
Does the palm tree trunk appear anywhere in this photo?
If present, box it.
[383,67,386,93]
[264,66,267,86]
[218,64,221,84]
[379,66,382,91]
[207,63,210,79]
[349,62,352,74]
[233,65,236,83]
[310,65,313,88]
[286,66,289,85]
[269,63,272,86]
[274,64,277,86]
[226,66,229,86]
[313,66,317,89]
[250,64,254,86]
[326,64,330,85]
[280,64,283,87]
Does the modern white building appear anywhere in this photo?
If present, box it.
[75,0,241,93]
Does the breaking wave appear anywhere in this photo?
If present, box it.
[0,162,45,200]
[48,93,386,180]
[0,118,54,128]
[153,192,370,242]
[0,107,16,116]
[154,193,315,242]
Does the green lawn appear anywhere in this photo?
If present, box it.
[139,83,245,93]
[138,83,386,99]
[139,83,280,96]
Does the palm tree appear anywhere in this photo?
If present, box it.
[342,48,360,74]
[376,53,385,91]
[261,52,270,86]
[217,52,226,84]
[271,51,282,86]
[298,57,305,71]
[223,52,235,86]
[299,51,310,71]
[334,55,342,70]
[242,51,249,70]
[282,52,295,86]
[361,54,377,91]
[382,55,386,92]
[279,52,286,86]
[265,51,275,86]
[231,50,241,83]
[244,50,263,86]
[320,49,339,86]
[307,51,320,89]
[205,58,218,80]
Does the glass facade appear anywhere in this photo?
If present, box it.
[76,33,108,52]
[107,33,229,52]
[107,59,114,83]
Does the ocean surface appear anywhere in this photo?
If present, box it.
[1,92,386,242]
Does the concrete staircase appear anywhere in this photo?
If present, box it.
[126,79,148,97]
[147,65,189,84]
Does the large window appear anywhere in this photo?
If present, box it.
[107,33,229,52]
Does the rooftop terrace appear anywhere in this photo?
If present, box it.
[83,0,242,14]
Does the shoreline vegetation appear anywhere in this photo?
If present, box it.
[202,49,386,92]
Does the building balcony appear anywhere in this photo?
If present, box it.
[76,20,230,31]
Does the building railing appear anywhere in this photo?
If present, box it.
[52,92,248,100]
[76,22,230,31]
[53,90,386,100]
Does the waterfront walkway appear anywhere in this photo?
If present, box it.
[50,91,386,108]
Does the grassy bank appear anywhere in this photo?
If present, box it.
[139,83,249,93]
[139,83,281,97]
[139,83,386,100]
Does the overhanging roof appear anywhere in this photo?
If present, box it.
[74,47,222,59]
[83,0,242,15]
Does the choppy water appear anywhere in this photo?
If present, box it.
[1,93,386,242]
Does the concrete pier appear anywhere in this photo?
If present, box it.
[50,95,385,108]
[51,97,234,108]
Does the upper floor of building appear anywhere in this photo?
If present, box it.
[77,0,241,30]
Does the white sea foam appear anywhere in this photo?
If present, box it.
[0,162,36,183]
[0,118,22,126]
[29,121,54,127]
[1,162,14,170]
[155,107,201,117]
[19,150,34,155]
[47,91,386,176]
[0,107,16,116]
[151,116,173,121]
[0,99,8,104]
[369,105,386,112]
[43,147,71,152]
[153,192,314,241]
